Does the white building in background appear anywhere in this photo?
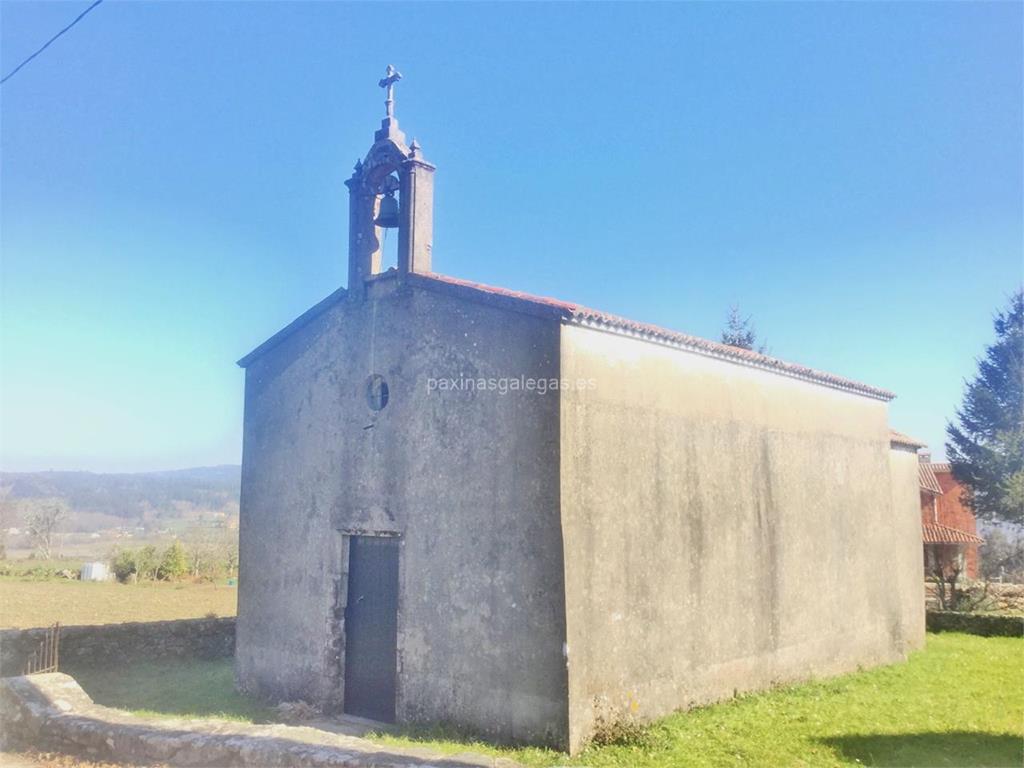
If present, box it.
[80,562,109,582]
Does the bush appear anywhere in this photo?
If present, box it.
[157,542,188,581]
[926,610,1024,637]
[112,549,138,583]
[20,565,57,581]
[111,547,153,582]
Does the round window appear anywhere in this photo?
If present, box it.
[366,374,389,411]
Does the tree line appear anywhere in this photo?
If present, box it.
[111,528,238,583]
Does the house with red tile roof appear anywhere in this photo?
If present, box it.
[893,430,985,579]
[919,457,983,579]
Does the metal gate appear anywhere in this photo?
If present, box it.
[343,535,399,722]
[24,622,60,675]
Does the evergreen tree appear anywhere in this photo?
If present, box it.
[947,290,1024,525]
[721,304,767,354]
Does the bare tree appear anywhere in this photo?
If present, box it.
[980,524,1024,582]
[185,526,212,578]
[928,546,990,611]
[0,487,12,560]
[183,523,218,579]
[183,521,239,580]
[25,499,69,559]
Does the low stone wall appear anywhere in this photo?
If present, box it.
[0,673,512,767]
[925,611,1024,638]
[925,582,1024,612]
[0,618,235,676]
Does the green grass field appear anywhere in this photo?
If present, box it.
[68,633,1022,767]
[0,578,237,628]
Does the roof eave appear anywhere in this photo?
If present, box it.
[889,430,928,449]
[237,287,348,369]
[406,272,574,322]
[412,272,894,401]
[236,271,896,402]
[923,523,985,544]
[570,314,895,402]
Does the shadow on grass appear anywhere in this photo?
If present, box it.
[64,658,274,723]
[821,732,1023,767]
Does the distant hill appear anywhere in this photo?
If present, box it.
[0,466,241,527]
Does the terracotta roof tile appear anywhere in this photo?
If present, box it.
[919,463,943,495]
[922,522,984,544]
[889,429,927,449]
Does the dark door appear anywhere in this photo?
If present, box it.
[343,535,399,721]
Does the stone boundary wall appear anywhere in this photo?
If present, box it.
[925,611,1024,638]
[0,618,235,676]
[924,582,1024,613]
[0,673,511,767]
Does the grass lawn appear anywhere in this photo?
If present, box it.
[0,578,237,628]
[68,632,1022,767]
[67,658,272,723]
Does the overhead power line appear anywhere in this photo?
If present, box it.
[1,0,105,86]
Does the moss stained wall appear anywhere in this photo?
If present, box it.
[559,323,924,752]
[236,277,568,746]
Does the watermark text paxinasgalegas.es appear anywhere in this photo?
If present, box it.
[426,375,597,395]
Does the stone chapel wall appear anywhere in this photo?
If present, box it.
[558,323,925,753]
[236,277,569,746]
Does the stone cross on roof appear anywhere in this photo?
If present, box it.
[378,65,402,119]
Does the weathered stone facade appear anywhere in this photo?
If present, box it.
[235,79,925,753]
[559,327,926,749]
[237,278,567,745]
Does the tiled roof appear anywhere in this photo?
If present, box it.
[416,273,895,401]
[922,522,984,544]
[238,269,898,402]
[919,463,943,495]
[889,429,927,449]
[929,462,952,474]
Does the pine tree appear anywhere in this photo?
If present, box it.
[946,290,1024,525]
[721,304,767,354]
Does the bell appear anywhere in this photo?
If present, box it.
[374,192,399,229]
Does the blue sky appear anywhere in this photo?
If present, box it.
[1,1,1021,472]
